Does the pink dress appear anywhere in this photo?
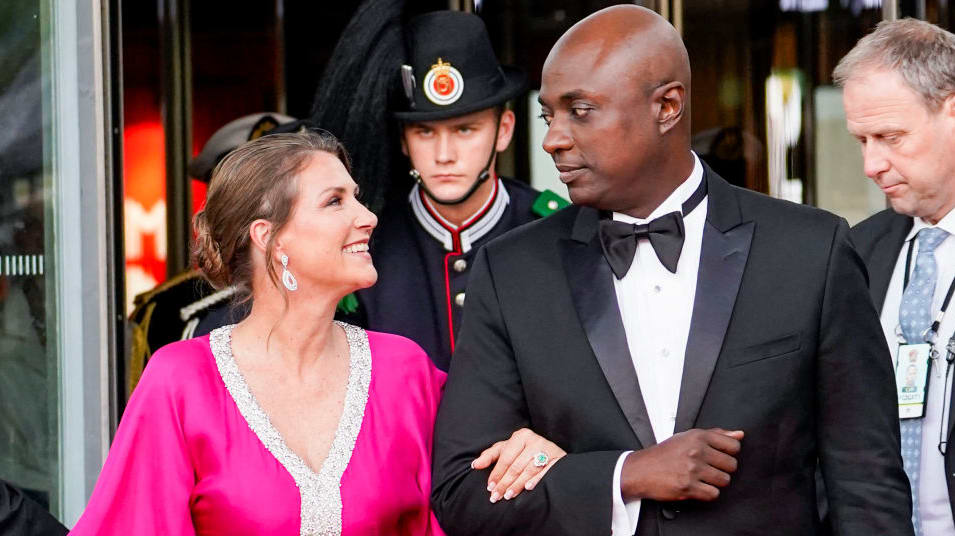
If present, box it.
[71,323,446,535]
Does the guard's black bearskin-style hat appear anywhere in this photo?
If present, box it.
[393,11,526,122]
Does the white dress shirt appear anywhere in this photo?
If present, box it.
[609,153,706,535]
[879,208,955,536]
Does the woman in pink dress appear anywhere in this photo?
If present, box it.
[71,130,451,535]
[71,129,567,535]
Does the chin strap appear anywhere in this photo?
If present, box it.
[407,109,503,206]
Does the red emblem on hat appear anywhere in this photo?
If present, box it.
[433,73,455,97]
[423,58,464,106]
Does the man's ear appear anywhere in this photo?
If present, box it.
[937,95,955,140]
[938,93,955,121]
[399,124,410,157]
[653,81,686,135]
[942,94,955,119]
[495,109,517,152]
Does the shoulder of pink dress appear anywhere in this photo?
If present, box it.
[364,330,446,380]
[137,335,217,390]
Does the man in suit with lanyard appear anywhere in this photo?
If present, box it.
[431,5,912,535]
[839,19,955,536]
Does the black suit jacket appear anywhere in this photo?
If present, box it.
[851,208,955,522]
[432,168,913,536]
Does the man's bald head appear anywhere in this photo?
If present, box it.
[547,5,690,102]
[538,5,695,217]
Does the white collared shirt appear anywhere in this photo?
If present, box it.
[609,153,707,535]
[879,208,955,536]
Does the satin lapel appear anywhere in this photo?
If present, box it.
[675,167,754,433]
[560,207,656,449]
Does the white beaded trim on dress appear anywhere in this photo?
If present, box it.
[209,322,371,536]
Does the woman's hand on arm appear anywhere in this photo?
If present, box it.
[470,428,566,503]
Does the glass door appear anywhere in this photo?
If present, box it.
[0,0,61,515]
[681,0,886,223]
[1,0,117,526]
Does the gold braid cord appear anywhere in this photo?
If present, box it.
[127,302,155,396]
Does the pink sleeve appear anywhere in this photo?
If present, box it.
[70,348,197,535]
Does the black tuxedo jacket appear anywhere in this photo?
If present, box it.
[851,208,955,522]
[432,168,913,536]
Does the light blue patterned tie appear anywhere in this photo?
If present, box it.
[899,226,950,536]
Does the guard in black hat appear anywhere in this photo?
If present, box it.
[311,5,567,371]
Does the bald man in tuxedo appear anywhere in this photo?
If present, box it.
[431,5,912,535]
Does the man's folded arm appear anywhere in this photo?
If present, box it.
[431,247,624,535]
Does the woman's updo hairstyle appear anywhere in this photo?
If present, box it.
[193,129,351,301]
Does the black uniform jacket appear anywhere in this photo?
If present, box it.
[356,177,541,371]
[852,208,955,522]
[432,166,913,536]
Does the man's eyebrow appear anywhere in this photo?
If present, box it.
[539,90,590,106]
[560,90,589,101]
[447,117,480,128]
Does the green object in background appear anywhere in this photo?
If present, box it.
[337,293,359,315]
[532,189,570,218]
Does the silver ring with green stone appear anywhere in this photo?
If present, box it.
[532,451,549,468]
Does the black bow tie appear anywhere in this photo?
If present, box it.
[598,176,708,279]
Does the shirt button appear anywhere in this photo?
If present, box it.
[653,284,662,293]
[661,348,670,357]
[454,292,466,307]
[453,259,467,272]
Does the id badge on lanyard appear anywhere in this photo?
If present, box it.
[896,343,933,419]
[895,236,955,420]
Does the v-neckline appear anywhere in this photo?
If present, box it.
[209,322,372,536]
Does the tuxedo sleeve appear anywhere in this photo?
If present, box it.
[431,247,624,536]
[816,220,914,536]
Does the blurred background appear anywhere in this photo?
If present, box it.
[2,0,952,526]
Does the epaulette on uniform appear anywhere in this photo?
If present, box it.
[531,189,570,218]
[179,286,238,339]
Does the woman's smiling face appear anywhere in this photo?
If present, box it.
[273,152,378,295]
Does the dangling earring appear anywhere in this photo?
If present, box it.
[409,169,422,182]
[280,254,298,291]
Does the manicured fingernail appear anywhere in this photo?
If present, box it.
[504,489,514,500]
[487,482,495,492]
[470,460,476,469]
[490,492,500,503]
[525,481,535,490]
